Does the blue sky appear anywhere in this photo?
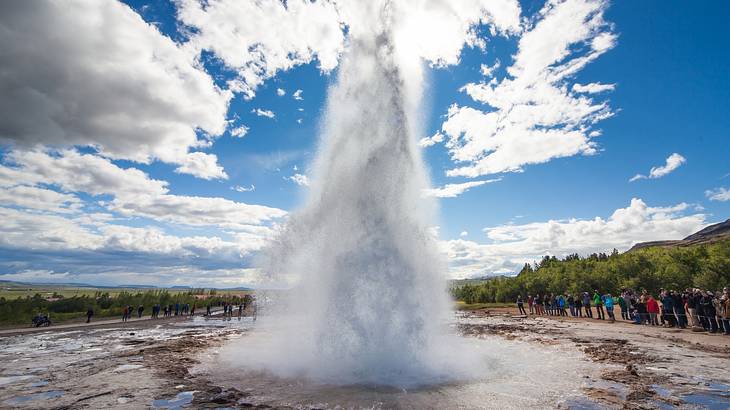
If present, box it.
[0,0,728,286]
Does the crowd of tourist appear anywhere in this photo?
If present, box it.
[516,287,730,335]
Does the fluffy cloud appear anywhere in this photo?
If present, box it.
[573,82,615,93]
[177,0,344,99]
[705,187,730,202]
[174,152,228,180]
[440,198,706,278]
[285,173,310,187]
[276,88,286,96]
[0,149,286,231]
[436,0,616,178]
[0,148,288,286]
[0,0,231,179]
[418,132,445,148]
[292,89,304,100]
[177,0,522,99]
[1,149,168,197]
[630,153,686,182]
[423,178,500,198]
[0,186,81,214]
[230,125,249,138]
[232,185,256,193]
[252,108,276,119]
[0,207,273,287]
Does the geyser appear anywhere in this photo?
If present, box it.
[238,2,477,387]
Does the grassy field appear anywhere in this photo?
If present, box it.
[0,281,255,327]
[0,282,251,300]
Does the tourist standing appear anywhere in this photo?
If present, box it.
[687,290,699,328]
[702,291,718,333]
[618,293,628,320]
[583,292,593,318]
[672,291,687,328]
[533,294,542,315]
[516,295,527,316]
[604,293,615,322]
[721,289,730,335]
[568,294,576,317]
[661,291,676,328]
[593,291,604,320]
[86,308,94,323]
[527,295,534,315]
[575,296,583,317]
[646,295,659,326]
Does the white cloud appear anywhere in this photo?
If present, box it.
[0,0,231,178]
[285,173,310,187]
[231,125,249,138]
[422,178,500,198]
[232,184,256,192]
[437,0,616,178]
[177,0,523,100]
[630,153,686,182]
[0,185,82,214]
[276,88,286,96]
[292,89,304,100]
[460,231,469,237]
[440,198,707,278]
[418,132,445,148]
[252,108,276,119]
[573,82,615,93]
[0,207,271,265]
[705,187,730,202]
[1,149,168,197]
[480,59,501,77]
[177,0,344,99]
[174,152,228,180]
[0,149,285,231]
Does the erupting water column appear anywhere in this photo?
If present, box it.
[257,3,468,387]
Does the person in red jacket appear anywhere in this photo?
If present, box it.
[646,295,660,326]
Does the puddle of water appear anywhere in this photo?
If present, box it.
[151,391,195,409]
[2,390,64,406]
[680,382,730,410]
[652,384,672,398]
[31,380,49,387]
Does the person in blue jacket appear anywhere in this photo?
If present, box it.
[603,293,615,322]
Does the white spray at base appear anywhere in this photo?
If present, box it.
[230,3,486,387]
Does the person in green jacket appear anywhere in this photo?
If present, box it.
[618,294,628,320]
[593,290,605,320]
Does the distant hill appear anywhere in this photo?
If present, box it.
[629,219,730,252]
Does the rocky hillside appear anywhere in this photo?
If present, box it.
[629,219,730,251]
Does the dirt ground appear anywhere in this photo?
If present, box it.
[0,310,728,409]
[458,307,730,409]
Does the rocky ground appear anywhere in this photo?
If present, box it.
[0,316,254,409]
[458,308,730,409]
[0,311,728,409]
